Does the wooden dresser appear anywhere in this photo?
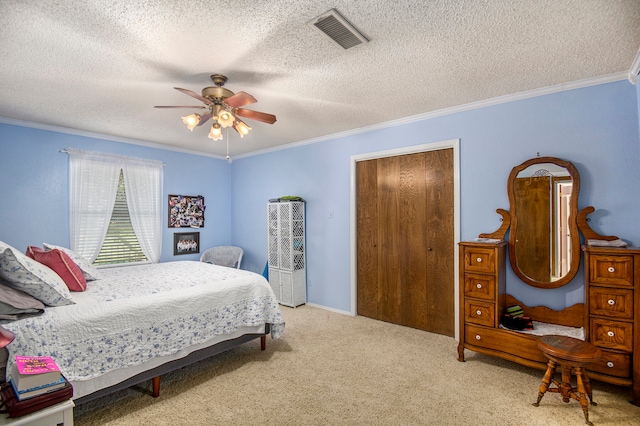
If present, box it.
[583,245,640,405]
[458,241,508,360]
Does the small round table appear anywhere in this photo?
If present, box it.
[532,335,601,425]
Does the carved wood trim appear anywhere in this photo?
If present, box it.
[577,206,618,241]
[478,208,510,240]
[505,295,584,328]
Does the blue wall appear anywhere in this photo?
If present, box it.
[1,79,639,314]
[232,80,640,313]
[0,125,232,262]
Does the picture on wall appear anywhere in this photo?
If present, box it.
[173,232,200,256]
[168,195,205,228]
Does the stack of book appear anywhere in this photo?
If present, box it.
[8,355,66,400]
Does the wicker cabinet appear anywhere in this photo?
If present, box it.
[583,245,640,405]
[267,201,306,307]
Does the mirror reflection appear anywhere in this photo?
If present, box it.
[508,157,580,288]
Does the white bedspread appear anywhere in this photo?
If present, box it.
[2,261,285,385]
[499,320,584,340]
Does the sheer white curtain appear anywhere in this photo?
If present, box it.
[69,150,121,262]
[68,149,164,263]
[122,158,163,263]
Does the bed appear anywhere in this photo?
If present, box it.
[0,259,285,404]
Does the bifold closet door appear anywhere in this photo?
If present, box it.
[356,149,454,336]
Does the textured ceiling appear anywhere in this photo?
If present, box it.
[1,1,639,157]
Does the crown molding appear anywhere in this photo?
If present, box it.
[1,71,630,161]
[630,48,640,84]
[236,72,629,159]
[0,117,225,160]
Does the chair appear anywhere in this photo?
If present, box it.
[200,246,243,269]
[532,335,601,425]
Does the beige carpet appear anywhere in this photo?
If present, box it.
[74,305,640,425]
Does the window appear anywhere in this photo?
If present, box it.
[94,170,147,265]
[68,149,163,265]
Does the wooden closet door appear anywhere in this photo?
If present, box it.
[356,149,454,336]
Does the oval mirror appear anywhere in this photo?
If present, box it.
[507,157,580,288]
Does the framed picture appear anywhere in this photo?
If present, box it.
[168,195,205,228]
[173,232,200,256]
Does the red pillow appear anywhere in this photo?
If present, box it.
[25,246,87,292]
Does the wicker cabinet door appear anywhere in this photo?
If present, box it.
[267,201,306,307]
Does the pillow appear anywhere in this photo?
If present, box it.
[0,243,75,307]
[0,279,45,320]
[43,243,101,281]
[26,246,87,292]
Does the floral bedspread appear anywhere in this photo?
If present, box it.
[2,261,285,382]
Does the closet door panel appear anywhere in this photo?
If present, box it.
[356,159,379,319]
[424,148,455,336]
[377,156,402,324]
[399,153,428,330]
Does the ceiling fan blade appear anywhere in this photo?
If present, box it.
[224,91,257,108]
[154,105,207,109]
[174,87,213,105]
[235,108,277,124]
[196,112,212,126]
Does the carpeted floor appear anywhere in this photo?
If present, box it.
[74,305,640,425]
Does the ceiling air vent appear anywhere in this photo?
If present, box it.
[309,9,369,50]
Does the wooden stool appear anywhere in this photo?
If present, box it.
[532,335,601,425]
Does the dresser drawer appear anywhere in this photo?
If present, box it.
[589,255,634,287]
[463,247,497,273]
[587,349,631,379]
[464,324,546,363]
[463,273,496,300]
[464,300,495,327]
[589,287,633,319]
[590,318,633,352]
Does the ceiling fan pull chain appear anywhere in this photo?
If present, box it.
[226,128,232,164]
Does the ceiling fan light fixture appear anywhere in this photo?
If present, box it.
[208,123,223,141]
[181,113,201,131]
[218,110,235,128]
[157,74,276,151]
[233,120,251,137]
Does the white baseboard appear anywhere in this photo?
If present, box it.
[305,302,354,316]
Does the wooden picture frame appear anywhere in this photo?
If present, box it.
[168,195,205,228]
[173,232,200,256]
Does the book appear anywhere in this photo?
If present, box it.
[11,355,61,392]
[0,377,73,418]
[8,375,67,400]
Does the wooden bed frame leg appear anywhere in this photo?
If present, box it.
[152,376,161,398]
[261,335,266,351]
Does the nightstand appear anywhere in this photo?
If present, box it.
[0,399,74,426]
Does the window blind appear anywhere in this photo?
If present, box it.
[94,170,147,265]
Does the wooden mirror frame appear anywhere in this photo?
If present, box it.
[479,156,620,289]
[507,156,580,288]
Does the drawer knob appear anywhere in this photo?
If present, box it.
[476,310,482,316]
[475,335,481,341]
[607,331,615,337]
[607,361,615,368]
[476,257,483,263]
[476,283,482,289]
[608,299,615,306]
[608,266,615,273]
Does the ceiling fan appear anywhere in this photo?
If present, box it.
[154,74,276,142]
